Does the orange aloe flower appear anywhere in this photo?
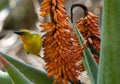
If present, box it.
[71,4,100,63]
[40,0,84,84]
[77,11,100,63]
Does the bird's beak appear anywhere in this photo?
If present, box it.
[14,31,23,35]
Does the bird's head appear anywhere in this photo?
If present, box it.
[14,29,32,42]
[14,29,30,36]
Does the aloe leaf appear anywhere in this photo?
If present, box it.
[70,22,98,84]
[97,0,120,84]
[0,71,12,84]
[0,56,33,84]
[82,58,93,84]
[0,52,53,84]
[84,48,98,84]
[82,58,91,77]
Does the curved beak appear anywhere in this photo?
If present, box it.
[14,31,23,35]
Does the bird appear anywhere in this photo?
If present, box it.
[14,29,42,57]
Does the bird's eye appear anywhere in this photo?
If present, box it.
[19,32,25,35]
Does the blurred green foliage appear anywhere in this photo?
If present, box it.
[0,71,12,84]
[0,0,9,10]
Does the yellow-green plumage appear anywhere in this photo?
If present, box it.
[15,30,42,56]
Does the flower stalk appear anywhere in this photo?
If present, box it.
[40,0,84,84]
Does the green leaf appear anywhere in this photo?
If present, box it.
[83,48,98,84]
[82,58,93,84]
[0,71,12,84]
[97,0,120,84]
[70,22,98,84]
[0,56,33,84]
[0,52,54,84]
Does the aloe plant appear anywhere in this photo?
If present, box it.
[1,0,120,84]
[70,4,99,84]
[0,56,33,84]
[70,22,98,84]
[97,0,120,84]
[0,52,53,84]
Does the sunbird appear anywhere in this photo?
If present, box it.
[14,29,42,56]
